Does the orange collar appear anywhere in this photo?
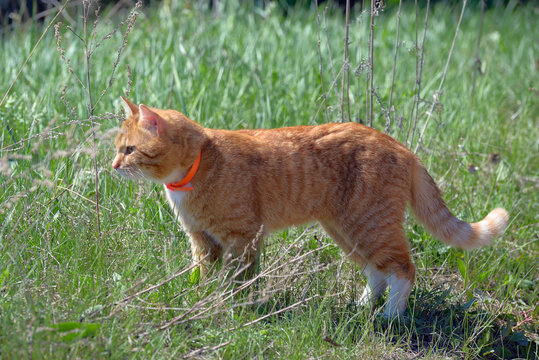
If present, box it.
[166,150,201,191]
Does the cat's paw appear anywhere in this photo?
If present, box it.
[357,286,375,306]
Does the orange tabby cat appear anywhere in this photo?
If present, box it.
[112,97,508,318]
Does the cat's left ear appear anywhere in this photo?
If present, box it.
[120,96,138,117]
[139,104,165,136]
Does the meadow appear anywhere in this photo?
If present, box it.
[0,1,537,358]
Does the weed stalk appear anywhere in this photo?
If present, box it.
[415,0,468,153]
[408,0,430,150]
[81,1,101,237]
[367,0,377,127]
[341,0,351,123]
[471,0,486,104]
[315,0,329,122]
[386,0,402,134]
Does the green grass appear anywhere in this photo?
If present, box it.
[1,1,537,358]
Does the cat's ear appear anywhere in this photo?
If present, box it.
[120,96,139,117]
[139,104,165,136]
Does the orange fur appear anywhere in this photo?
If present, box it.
[112,98,509,317]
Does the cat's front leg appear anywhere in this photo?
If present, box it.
[220,228,266,281]
[187,231,223,277]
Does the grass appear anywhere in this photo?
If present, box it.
[1,1,537,358]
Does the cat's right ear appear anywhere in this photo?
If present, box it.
[120,96,139,118]
[139,104,165,137]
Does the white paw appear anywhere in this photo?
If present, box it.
[358,286,373,306]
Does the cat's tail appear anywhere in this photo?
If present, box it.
[410,158,508,250]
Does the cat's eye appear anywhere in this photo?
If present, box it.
[124,146,135,155]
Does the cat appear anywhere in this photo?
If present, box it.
[112,97,508,318]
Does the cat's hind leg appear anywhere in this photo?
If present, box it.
[329,218,415,318]
[383,272,413,319]
[358,263,388,306]
[355,260,414,319]
[360,225,415,318]
[320,221,388,306]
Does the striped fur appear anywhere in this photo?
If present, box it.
[112,98,508,317]
[411,161,509,249]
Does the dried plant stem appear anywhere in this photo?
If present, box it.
[386,0,402,133]
[405,0,419,146]
[159,236,331,331]
[109,257,206,317]
[471,0,486,103]
[93,1,141,109]
[236,294,320,330]
[0,0,71,144]
[184,341,233,358]
[126,63,133,98]
[82,1,101,237]
[341,0,351,123]
[367,0,375,127]
[315,0,329,122]
[322,8,339,98]
[415,0,468,153]
[312,63,346,123]
[71,0,140,237]
[409,0,430,150]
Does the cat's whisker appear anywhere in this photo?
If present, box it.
[134,168,150,181]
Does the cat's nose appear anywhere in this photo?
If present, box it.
[112,160,120,169]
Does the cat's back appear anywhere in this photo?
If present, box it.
[204,121,413,188]
[233,122,367,142]
[211,122,410,157]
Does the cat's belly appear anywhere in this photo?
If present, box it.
[265,213,315,232]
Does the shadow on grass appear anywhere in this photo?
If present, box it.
[247,283,536,358]
[355,287,536,359]
[224,264,536,359]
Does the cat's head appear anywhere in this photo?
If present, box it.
[112,97,206,183]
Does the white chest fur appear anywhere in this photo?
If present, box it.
[164,186,197,229]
